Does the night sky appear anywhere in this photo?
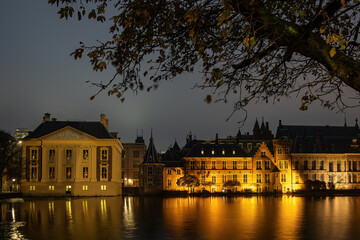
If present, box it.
[1,1,359,151]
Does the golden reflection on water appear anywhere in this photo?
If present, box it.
[1,196,360,240]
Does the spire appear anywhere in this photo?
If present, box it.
[253,118,260,131]
[261,117,266,130]
[356,118,359,128]
[173,139,180,152]
[143,130,160,164]
[344,116,347,127]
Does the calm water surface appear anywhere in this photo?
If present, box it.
[1,196,360,240]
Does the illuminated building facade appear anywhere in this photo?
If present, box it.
[159,119,360,193]
[21,113,124,196]
[139,133,164,195]
[122,135,146,187]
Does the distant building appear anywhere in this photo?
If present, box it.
[122,135,146,187]
[14,128,32,140]
[139,133,164,195]
[20,113,123,196]
[147,118,360,193]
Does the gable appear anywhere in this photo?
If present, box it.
[41,127,96,140]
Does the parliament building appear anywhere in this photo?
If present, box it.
[21,113,360,196]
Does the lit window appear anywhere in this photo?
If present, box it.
[201,149,204,155]
[101,185,107,190]
[30,186,35,191]
[211,149,215,155]
[222,149,225,155]
[233,150,235,155]
[66,185,72,191]
[82,185,88,190]
[66,150,72,160]
[49,186,54,191]
[83,167,88,178]
[83,150,88,159]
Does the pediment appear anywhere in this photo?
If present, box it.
[41,127,95,140]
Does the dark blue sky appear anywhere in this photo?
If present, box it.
[0,1,359,151]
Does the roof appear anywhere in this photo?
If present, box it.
[25,121,114,139]
[143,136,161,164]
[185,143,248,157]
[276,124,359,139]
[293,135,360,153]
[162,143,183,167]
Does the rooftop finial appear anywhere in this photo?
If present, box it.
[344,115,347,127]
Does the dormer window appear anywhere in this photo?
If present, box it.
[232,150,235,155]
[211,149,215,155]
[201,149,204,155]
[222,149,225,155]
[261,151,266,157]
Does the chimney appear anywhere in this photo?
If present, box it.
[51,118,57,121]
[43,113,51,122]
[100,114,109,130]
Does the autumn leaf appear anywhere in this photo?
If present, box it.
[330,47,336,58]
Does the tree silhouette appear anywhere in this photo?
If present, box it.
[49,0,360,112]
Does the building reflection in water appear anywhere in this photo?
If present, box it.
[82,200,88,216]
[1,196,360,240]
[66,200,73,222]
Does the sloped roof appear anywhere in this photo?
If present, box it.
[293,135,360,153]
[276,125,359,139]
[185,143,248,157]
[25,121,114,139]
[143,136,161,164]
[162,144,183,167]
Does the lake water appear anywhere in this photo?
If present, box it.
[1,196,360,240]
